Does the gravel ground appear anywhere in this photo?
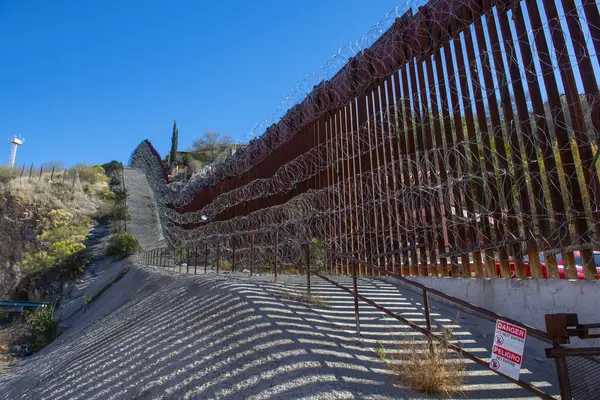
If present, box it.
[122,168,164,251]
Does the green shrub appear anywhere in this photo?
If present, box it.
[106,232,139,257]
[19,250,56,272]
[58,248,91,279]
[45,209,74,229]
[38,225,89,244]
[25,306,56,351]
[50,239,86,262]
[101,160,123,176]
[74,164,107,185]
[95,186,116,201]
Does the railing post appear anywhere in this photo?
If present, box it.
[554,357,572,400]
[422,288,434,353]
[204,243,208,274]
[306,243,311,295]
[216,241,220,274]
[352,261,360,337]
[274,232,279,282]
[232,238,236,272]
[250,234,255,277]
[194,246,198,275]
[179,249,182,274]
[186,247,190,274]
[422,288,432,333]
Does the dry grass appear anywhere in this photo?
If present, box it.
[1,173,105,217]
[377,329,467,397]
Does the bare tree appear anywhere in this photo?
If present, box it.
[191,131,234,166]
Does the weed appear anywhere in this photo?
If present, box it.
[83,295,92,305]
[380,329,466,397]
[375,341,387,362]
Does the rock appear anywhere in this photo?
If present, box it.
[242,269,250,274]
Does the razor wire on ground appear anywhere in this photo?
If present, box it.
[132,0,600,280]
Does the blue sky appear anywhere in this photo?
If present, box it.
[0,0,402,167]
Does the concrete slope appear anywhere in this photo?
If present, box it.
[0,263,560,400]
[0,267,413,400]
[122,168,164,251]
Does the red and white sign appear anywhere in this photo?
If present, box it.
[489,319,527,380]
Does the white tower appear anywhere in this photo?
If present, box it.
[8,136,24,167]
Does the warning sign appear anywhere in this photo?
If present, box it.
[489,319,527,380]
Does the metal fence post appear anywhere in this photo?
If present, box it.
[39,166,43,182]
[216,241,220,274]
[554,357,572,400]
[352,261,360,337]
[232,238,236,272]
[274,232,279,282]
[422,288,434,353]
[28,163,33,181]
[186,247,190,274]
[50,165,55,181]
[306,243,311,295]
[250,234,255,277]
[204,243,208,274]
